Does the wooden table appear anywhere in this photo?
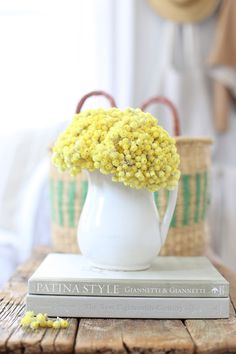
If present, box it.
[1,247,236,354]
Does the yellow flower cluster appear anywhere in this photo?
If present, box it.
[52,108,180,191]
[20,311,69,330]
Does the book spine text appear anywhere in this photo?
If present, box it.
[26,295,229,319]
[29,281,229,297]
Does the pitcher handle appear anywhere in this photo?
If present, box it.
[160,186,178,246]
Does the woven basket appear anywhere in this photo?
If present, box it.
[50,164,86,253]
[50,93,212,255]
[158,137,212,255]
[141,96,212,256]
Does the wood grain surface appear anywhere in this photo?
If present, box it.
[0,247,236,354]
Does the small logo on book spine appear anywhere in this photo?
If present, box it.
[211,286,224,296]
[211,287,219,294]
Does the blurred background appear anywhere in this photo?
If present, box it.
[0,0,236,286]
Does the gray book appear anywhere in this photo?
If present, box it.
[28,254,229,298]
[26,294,229,319]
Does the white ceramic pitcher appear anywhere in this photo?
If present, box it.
[77,171,178,271]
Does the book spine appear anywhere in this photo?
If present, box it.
[28,280,229,297]
[26,295,229,319]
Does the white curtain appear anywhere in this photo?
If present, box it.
[94,0,164,108]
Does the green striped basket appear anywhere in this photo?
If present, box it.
[50,165,87,253]
[159,137,212,255]
[50,136,212,255]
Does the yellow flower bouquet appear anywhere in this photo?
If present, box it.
[52,107,180,192]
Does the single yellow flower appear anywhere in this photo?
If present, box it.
[30,321,39,330]
[52,320,61,329]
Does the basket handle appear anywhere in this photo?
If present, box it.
[140,96,181,136]
[76,90,117,113]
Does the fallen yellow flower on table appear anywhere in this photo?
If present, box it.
[20,311,69,330]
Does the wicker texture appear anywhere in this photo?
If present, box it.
[159,137,212,255]
[50,163,86,253]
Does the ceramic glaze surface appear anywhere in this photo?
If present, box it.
[78,171,178,270]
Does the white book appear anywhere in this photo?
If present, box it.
[28,254,229,298]
[26,294,229,319]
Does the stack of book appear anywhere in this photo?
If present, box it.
[27,254,229,319]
